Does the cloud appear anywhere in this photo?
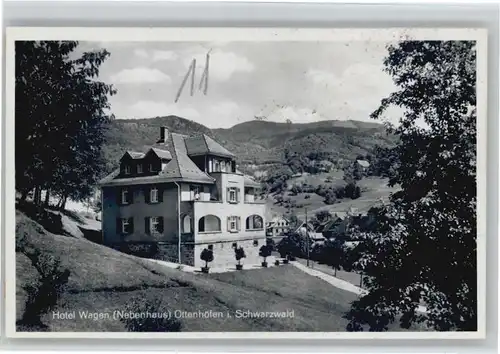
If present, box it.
[205,101,243,127]
[134,49,148,59]
[133,49,178,61]
[124,100,201,119]
[306,69,339,87]
[152,50,178,62]
[184,50,254,82]
[110,67,172,84]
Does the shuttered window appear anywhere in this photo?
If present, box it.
[117,217,134,234]
[118,188,133,205]
[227,216,241,232]
[144,186,162,204]
[145,216,164,235]
[227,187,240,203]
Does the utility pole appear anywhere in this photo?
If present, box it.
[305,207,310,267]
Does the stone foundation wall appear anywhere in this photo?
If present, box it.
[109,237,275,269]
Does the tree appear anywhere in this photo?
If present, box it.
[200,248,214,269]
[259,244,272,264]
[234,247,246,266]
[315,210,332,224]
[345,41,477,331]
[15,41,115,206]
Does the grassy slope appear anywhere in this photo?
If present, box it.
[16,210,363,332]
[266,176,399,219]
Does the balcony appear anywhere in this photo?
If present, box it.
[181,191,220,203]
[244,194,266,204]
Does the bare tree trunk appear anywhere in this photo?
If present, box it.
[44,189,50,207]
[34,186,41,205]
[60,195,67,210]
[20,189,30,202]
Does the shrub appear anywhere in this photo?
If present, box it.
[19,250,70,328]
[121,297,182,332]
[234,247,246,265]
[200,248,214,268]
[259,244,272,261]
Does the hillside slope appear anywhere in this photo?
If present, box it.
[16,210,362,332]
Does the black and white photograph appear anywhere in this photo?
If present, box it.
[5,28,486,337]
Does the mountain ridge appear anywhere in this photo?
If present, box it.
[102,115,395,173]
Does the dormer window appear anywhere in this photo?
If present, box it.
[124,165,131,175]
[137,164,143,174]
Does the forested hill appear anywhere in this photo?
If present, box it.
[102,115,396,173]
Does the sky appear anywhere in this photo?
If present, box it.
[78,40,401,129]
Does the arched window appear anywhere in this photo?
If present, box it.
[182,214,192,233]
[246,215,263,230]
[198,215,221,233]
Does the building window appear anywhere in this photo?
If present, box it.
[208,245,214,251]
[149,163,154,172]
[253,240,259,247]
[137,164,143,174]
[119,217,133,234]
[227,216,240,232]
[150,187,159,203]
[246,215,264,230]
[121,189,129,204]
[145,216,163,235]
[198,215,222,233]
[124,165,131,175]
[232,242,237,248]
[227,187,239,203]
[150,217,160,234]
[182,214,192,233]
[122,218,129,233]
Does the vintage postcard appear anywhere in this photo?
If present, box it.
[4,27,487,339]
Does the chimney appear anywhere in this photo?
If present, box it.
[159,127,169,144]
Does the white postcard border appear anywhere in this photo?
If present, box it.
[4,27,488,340]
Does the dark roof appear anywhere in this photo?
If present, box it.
[99,131,216,186]
[185,134,235,158]
[159,133,214,182]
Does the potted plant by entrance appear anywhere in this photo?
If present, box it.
[200,248,214,273]
[259,244,272,268]
[274,259,280,266]
[235,247,246,270]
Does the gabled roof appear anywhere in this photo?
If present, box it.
[159,133,214,183]
[185,134,235,158]
[149,147,172,160]
[243,175,261,188]
[121,151,145,160]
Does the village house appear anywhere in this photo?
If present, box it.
[99,127,267,268]
[265,216,290,237]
